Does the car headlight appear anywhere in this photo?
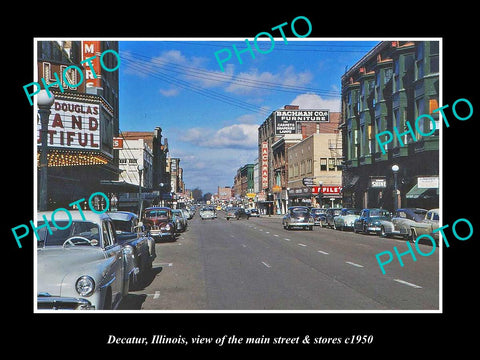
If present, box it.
[76,275,95,297]
[164,224,171,231]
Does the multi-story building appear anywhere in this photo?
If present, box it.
[118,138,153,188]
[340,40,440,210]
[258,105,341,213]
[287,133,343,208]
[36,40,120,209]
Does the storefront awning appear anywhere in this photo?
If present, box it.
[406,184,439,199]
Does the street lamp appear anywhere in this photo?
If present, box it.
[317,180,323,208]
[137,164,144,217]
[392,164,399,211]
[159,182,165,206]
[38,90,55,211]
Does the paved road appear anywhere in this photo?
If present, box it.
[120,212,439,311]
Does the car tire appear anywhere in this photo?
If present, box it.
[410,229,417,243]
[380,226,386,237]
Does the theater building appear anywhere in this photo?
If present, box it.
[340,41,440,210]
[36,40,121,209]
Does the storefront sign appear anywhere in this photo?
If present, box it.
[37,99,100,150]
[113,137,123,149]
[312,185,342,194]
[370,177,386,188]
[418,176,439,188]
[275,110,329,134]
[261,141,268,189]
[82,41,102,88]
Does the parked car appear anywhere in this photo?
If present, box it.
[249,208,260,217]
[325,208,343,228]
[354,208,392,235]
[37,211,133,310]
[283,206,314,230]
[172,209,188,232]
[200,206,216,220]
[142,207,176,241]
[310,208,327,226]
[333,208,361,231]
[108,211,156,289]
[180,208,193,220]
[409,208,440,243]
[226,207,249,220]
[381,208,428,239]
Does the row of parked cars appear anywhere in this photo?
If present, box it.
[37,205,197,310]
[282,206,440,242]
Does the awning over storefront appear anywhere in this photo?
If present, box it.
[99,180,149,193]
[406,184,439,199]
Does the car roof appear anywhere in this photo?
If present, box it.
[107,211,137,221]
[38,210,111,223]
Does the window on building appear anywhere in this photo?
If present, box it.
[429,41,439,73]
[306,159,312,174]
[416,42,424,80]
[328,158,335,171]
[300,161,305,175]
[320,158,327,171]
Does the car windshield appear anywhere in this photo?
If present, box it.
[291,207,309,215]
[370,209,390,217]
[311,209,325,214]
[112,219,132,233]
[37,221,101,247]
[145,210,169,218]
[344,209,360,215]
[332,209,342,215]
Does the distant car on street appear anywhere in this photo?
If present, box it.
[325,208,342,228]
[283,206,314,230]
[381,208,428,239]
[226,207,249,220]
[333,208,361,231]
[249,209,260,217]
[142,207,176,241]
[200,206,216,220]
[353,208,392,235]
[409,208,440,243]
[310,208,327,226]
[172,209,188,232]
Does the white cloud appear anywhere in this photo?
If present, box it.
[159,87,180,97]
[179,123,258,150]
[289,93,341,112]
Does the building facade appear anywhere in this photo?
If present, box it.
[340,41,440,211]
[37,40,120,210]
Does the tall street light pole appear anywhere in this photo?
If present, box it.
[392,164,399,211]
[137,164,144,218]
[38,90,55,211]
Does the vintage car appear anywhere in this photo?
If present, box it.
[249,208,260,217]
[283,206,314,230]
[226,207,249,220]
[380,208,428,239]
[353,208,392,235]
[142,207,176,241]
[310,208,327,226]
[37,211,134,310]
[172,209,188,232]
[325,208,343,228]
[108,211,156,289]
[409,208,440,243]
[333,208,361,231]
[200,206,216,220]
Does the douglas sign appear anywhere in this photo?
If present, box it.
[37,99,100,149]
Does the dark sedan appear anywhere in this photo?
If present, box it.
[310,208,327,226]
[226,207,250,220]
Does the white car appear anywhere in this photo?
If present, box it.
[37,211,134,310]
[333,208,361,231]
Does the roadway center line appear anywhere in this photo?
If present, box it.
[261,261,271,268]
[284,238,291,241]
[345,261,364,268]
[153,291,160,299]
[394,279,422,289]
[317,250,329,255]
[273,234,279,237]
[298,243,307,247]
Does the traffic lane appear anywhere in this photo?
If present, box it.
[233,217,439,310]
[197,216,390,310]
[246,216,439,289]
[120,225,208,310]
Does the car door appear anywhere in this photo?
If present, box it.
[102,220,124,303]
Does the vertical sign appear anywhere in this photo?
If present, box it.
[261,141,268,189]
[82,41,102,88]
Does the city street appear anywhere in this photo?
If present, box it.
[120,211,439,311]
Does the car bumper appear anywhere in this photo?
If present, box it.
[149,230,174,238]
[366,226,381,232]
[37,295,95,310]
[289,222,313,227]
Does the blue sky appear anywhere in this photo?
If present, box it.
[118,39,379,194]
